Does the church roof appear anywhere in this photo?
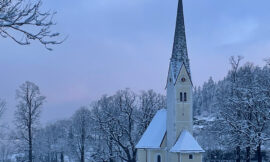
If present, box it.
[136,109,167,149]
[170,0,191,79]
[170,130,205,153]
[136,110,203,152]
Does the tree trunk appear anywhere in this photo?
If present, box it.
[257,144,262,162]
[236,146,241,162]
[81,130,85,162]
[29,115,32,162]
[81,146,84,162]
[246,146,251,162]
[55,153,57,161]
[61,152,64,162]
[109,138,114,162]
[29,138,32,162]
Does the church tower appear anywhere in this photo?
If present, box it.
[166,0,193,149]
[136,1,204,161]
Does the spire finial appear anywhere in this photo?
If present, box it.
[171,0,191,78]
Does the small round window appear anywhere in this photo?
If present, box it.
[181,77,186,82]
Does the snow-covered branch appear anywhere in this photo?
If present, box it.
[0,0,63,50]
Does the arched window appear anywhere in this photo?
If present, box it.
[184,92,187,102]
[157,155,161,162]
[180,92,183,102]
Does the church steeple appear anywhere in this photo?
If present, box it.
[136,1,204,161]
[166,0,194,151]
[171,0,190,79]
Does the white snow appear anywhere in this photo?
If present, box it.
[195,115,216,122]
[136,109,167,149]
[170,130,205,153]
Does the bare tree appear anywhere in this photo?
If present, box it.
[251,65,270,162]
[215,57,270,162]
[69,107,92,162]
[34,119,71,162]
[0,0,63,50]
[215,56,244,162]
[91,89,166,162]
[14,81,46,162]
[92,89,138,162]
[0,131,16,162]
[137,90,165,136]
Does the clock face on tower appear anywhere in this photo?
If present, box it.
[181,77,186,82]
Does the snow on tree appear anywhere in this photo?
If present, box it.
[214,56,250,162]
[252,63,270,162]
[202,77,216,115]
[14,81,46,162]
[193,77,217,117]
[136,90,166,136]
[0,127,17,162]
[193,57,270,162]
[0,98,5,121]
[68,107,93,162]
[0,89,165,162]
[0,0,63,50]
[90,89,166,162]
[213,57,270,162]
[92,89,138,162]
[193,86,203,116]
[34,119,71,162]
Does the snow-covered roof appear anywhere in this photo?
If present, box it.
[170,130,204,153]
[173,61,183,83]
[170,0,191,79]
[136,109,167,149]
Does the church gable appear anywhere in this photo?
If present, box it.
[175,63,192,86]
[170,130,204,153]
[166,63,192,89]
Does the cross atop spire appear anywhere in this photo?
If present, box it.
[171,0,191,79]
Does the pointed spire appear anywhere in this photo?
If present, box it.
[171,0,191,79]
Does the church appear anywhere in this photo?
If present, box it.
[136,0,204,162]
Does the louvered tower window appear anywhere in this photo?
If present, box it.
[184,92,187,101]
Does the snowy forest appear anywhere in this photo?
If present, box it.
[2,0,270,162]
[0,57,269,162]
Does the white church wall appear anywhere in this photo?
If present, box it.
[175,65,193,136]
[137,149,167,162]
[166,67,177,149]
[180,153,203,162]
